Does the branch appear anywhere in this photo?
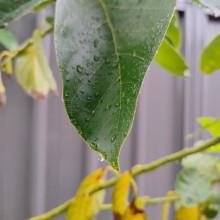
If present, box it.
[0,27,54,69]
[28,136,220,220]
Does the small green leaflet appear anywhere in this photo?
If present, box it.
[55,0,176,170]
[154,40,188,77]
[198,117,220,151]
[175,168,211,207]
[154,12,188,77]
[200,35,220,74]
[0,0,47,27]
[0,29,18,49]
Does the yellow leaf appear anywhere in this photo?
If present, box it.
[5,57,12,80]
[67,194,90,220]
[112,171,132,218]
[175,205,199,220]
[123,200,147,220]
[200,215,208,220]
[15,29,57,100]
[68,169,106,220]
[0,72,6,106]
[87,190,105,219]
[77,168,106,194]
[33,30,57,93]
[161,191,175,220]
[15,45,50,100]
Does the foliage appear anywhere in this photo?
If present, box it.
[0,0,220,219]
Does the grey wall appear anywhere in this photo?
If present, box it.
[0,2,220,220]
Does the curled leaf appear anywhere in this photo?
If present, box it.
[123,199,147,220]
[112,172,132,219]
[67,193,90,220]
[161,191,175,220]
[0,72,6,106]
[33,30,58,94]
[15,30,57,100]
[67,169,106,220]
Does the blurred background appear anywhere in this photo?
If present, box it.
[0,1,220,219]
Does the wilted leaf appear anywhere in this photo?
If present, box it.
[154,40,188,77]
[87,190,105,219]
[78,168,106,219]
[112,172,132,219]
[0,72,6,106]
[123,200,147,220]
[15,45,48,100]
[15,30,56,100]
[175,205,199,220]
[0,0,47,28]
[77,168,106,194]
[55,0,176,170]
[67,194,90,220]
[67,169,106,220]
[33,30,57,93]
[200,35,220,74]
[0,29,18,49]
[198,117,220,151]
[161,191,175,220]
[175,169,211,207]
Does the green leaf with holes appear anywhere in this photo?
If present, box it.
[55,0,176,170]
[200,35,220,74]
[0,0,47,28]
[175,168,211,207]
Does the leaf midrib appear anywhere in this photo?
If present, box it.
[98,0,122,119]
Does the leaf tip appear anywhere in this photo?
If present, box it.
[31,91,46,101]
[0,92,6,106]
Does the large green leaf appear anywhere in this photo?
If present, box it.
[200,35,220,74]
[55,0,176,170]
[0,0,46,28]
